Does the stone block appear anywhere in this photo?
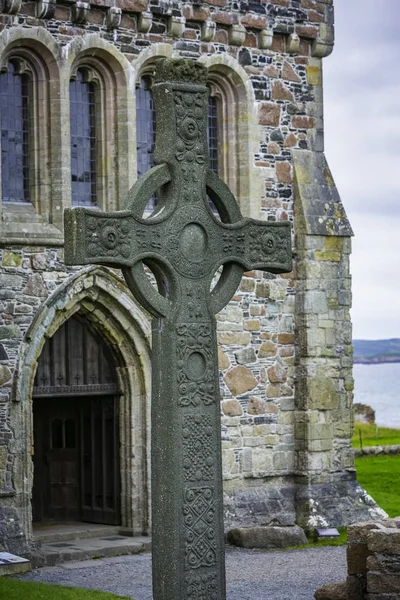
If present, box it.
[346,574,366,600]
[276,161,292,184]
[267,361,287,383]
[347,543,370,575]
[272,80,294,101]
[247,396,267,415]
[0,366,12,386]
[269,279,288,299]
[0,274,23,289]
[235,347,257,365]
[222,400,243,417]
[259,102,281,127]
[367,572,400,595]
[23,274,48,297]
[314,581,347,600]
[306,65,321,86]
[255,282,270,298]
[273,451,290,471]
[0,446,8,470]
[228,525,307,549]
[224,366,257,396]
[218,332,251,346]
[244,319,260,331]
[368,530,400,555]
[308,377,338,410]
[1,251,22,267]
[303,290,328,314]
[258,341,277,358]
[218,347,230,370]
[0,325,20,340]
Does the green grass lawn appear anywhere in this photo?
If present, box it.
[356,454,400,518]
[352,423,400,449]
[0,578,130,600]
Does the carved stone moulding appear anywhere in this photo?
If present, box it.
[107,5,121,30]
[228,24,246,47]
[36,0,55,19]
[259,28,273,50]
[0,0,22,15]
[137,10,152,33]
[312,24,334,58]
[71,1,90,25]
[168,15,186,38]
[201,20,216,43]
[286,32,300,54]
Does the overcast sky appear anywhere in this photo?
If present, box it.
[323,0,400,340]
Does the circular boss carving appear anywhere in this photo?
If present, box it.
[167,206,216,278]
[261,232,275,254]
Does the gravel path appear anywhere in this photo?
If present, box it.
[19,545,346,600]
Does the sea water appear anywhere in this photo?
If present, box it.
[353,362,400,428]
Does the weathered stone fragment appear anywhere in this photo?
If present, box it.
[228,525,307,549]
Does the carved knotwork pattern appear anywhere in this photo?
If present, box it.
[174,91,206,165]
[136,227,162,250]
[86,216,133,260]
[184,487,217,570]
[177,324,215,406]
[248,226,290,264]
[185,572,218,600]
[222,232,245,255]
[182,415,214,482]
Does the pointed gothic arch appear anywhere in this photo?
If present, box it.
[10,267,151,542]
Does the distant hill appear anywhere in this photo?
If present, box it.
[353,339,400,364]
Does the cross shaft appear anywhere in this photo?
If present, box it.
[64,58,292,600]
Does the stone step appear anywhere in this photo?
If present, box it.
[33,523,121,544]
[32,535,151,568]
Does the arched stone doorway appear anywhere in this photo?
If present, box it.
[32,315,121,525]
[10,267,152,544]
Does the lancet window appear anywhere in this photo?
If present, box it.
[70,69,98,207]
[207,94,219,175]
[136,75,156,211]
[0,60,31,203]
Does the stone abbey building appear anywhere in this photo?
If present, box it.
[0,0,383,555]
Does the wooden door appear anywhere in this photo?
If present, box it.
[81,397,120,525]
[33,396,120,524]
[33,398,80,521]
[32,316,121,525]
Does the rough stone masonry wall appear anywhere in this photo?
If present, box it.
[315,518,400,600]
[0,0,383,554]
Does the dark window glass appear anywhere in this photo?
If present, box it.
[207,95,219,174]
[0,61,30,203]
[207,94,220,215]
[51,419,63,449]
[70,70,97,206]
[136,76,156,211]
[65,418,76,449]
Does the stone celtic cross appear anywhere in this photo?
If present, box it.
[64,59,292,600]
